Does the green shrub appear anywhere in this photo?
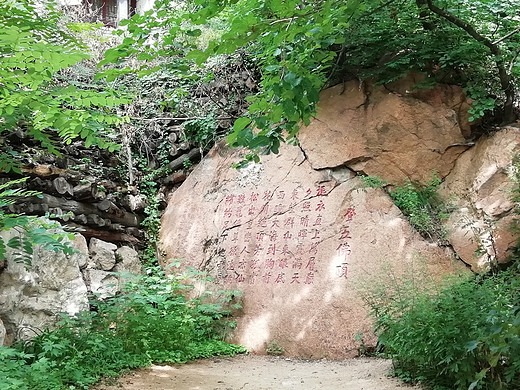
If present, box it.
[266,340,284,356]
[369,267,520,390]
[390,175,449,240]
[182,116,219,152]
[360,174,388,189]
[2,266,245,390]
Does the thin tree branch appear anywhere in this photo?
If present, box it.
[425,0,516,123]
[426,0,497,54]
[359,0,401,20]
[492,26,520,45]
[508,48,520,74]
[130,116,236,122]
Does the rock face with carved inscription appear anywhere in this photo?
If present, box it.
[160,79,519,357]
[160,142,460,358]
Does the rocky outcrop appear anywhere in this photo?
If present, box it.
[3,73,518,359]
[0,230,89,344]
[0,228,142,345]
[440,127,520,270]
[299,77,471,184]
[159,78,519,358]
[298,78,519,271]
[159,142,464,358]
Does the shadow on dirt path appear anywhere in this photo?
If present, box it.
[93,355,422,390]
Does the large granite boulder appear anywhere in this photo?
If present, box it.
[299,77,471,184]
[0,230,89,344]
[440,127,520,270]
[160,142,463,358]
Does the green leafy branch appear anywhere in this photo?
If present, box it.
[97,0,366,158]
[0,178,75,264]
[0,0,130,171]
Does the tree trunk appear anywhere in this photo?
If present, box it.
[425,0,516,124]
[168,148,201,171]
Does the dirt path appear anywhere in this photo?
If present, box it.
[93,355,421,390]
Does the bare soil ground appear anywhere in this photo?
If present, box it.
[93,355,422,390]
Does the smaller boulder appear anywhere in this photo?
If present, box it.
[89,238,117,271]
[122,194,147,212]
[72,234,88,269]
[114,246,142,275]
[440,127,520,270]
[85,269,119,299]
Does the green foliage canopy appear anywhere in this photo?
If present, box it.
[101,0,519,159]
[0,0,131,259]
[343,0,520,123]
[0,0,130,173]
[98,0,367,160]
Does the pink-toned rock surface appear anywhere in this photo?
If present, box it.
[160,142,462,359]
[383,73,474,137]
[440,127,520,270]
[298,79,470,184]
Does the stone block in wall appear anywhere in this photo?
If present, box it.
[85,269,119,299]
[88,237,117,270]
[122,194,147,212]
[73,182,94,200]
[114,246,142,275]
[53,177,73,196]
[72,234,88,269]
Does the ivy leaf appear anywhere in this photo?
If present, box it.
[185,29,202,37]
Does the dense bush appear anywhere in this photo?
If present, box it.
[0,266,245,390]
[369,266,520,390]
[389,176,449,240]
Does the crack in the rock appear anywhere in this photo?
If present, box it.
[355,81,371,111]
[440,143,475,179]
[440,142,475,155]
[296,142,309,166]
[306,159,373,174]
[199,234,232,272]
